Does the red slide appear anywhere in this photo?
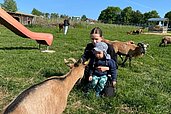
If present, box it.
[0,8,53,46]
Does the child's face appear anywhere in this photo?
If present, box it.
[90,34,103,45]
[95,51,104,59]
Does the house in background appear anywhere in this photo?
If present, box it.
[71,16,81,21]
[148,18,169,33]
[7,11,35,25]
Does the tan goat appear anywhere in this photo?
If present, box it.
[58,23,64,32]
[159,36,171,47]
[127,28,144,35]
[111,41,148,67]
[2,58,89,114]
[102,39,135,61]
[103,39,148,67]
[102,39,134,45]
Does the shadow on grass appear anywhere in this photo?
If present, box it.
[43,72,65,78]
[0,46,38,50]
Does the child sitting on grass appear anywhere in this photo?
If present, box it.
[88,42,117,97]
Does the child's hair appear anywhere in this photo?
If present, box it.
[90,27,103,37]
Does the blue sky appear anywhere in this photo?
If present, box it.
[0,0,170,20]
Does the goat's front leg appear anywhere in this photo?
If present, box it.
[121,56,129,67]
[159,42,162,47]
[129,57,132,67]
[119,55,124,61]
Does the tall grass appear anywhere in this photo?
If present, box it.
[0,23,171,113]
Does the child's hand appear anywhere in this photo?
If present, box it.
[97,66,109,72]
[89,76,92,81]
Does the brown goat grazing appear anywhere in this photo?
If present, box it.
[59,23,64,31]
[127,28,144,35]
[102,39,135,61]
[2,58,89,114]
[159,36,171,47]
[110,41,148,67]
[102,39,134,45]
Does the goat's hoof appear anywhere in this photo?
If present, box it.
[121,64,125,67]
[118,63,122,65]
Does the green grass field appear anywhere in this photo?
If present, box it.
[0,23,171,114]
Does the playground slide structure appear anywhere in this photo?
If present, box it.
[0,8,53,46]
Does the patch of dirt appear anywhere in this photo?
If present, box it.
[0,88,6,112]
[0,88,5,100]
[115,104,137,113]
[71,100,94,110]
[143,32,171,36]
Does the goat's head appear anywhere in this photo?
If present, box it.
[64,58,89,67]
[64,58,89,79]
[64,58,77,68]
[126,40,135,44]
[137,43,149,54]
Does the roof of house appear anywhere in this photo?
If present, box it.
[7,11,35,17]
[148,18,169,22]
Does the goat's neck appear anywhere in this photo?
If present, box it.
[64,67,82,93]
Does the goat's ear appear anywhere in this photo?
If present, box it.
[146,44,149,47]
[130,41,135,44]
[83,59,90,65]
[137,43,143,47]
[74,58,82,67]
[64,58,75,68]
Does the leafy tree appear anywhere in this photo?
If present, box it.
[31,8,43,16]
[44,13,50,19]
[164,11,171,27]
[81,15,87,21]
[1,0,17,12]
[50,13,59,19]
[143,10,159,22]
[98,6,121,24]
[131,10,143,25]
[60,14,68,18]
[97,6,161,26]
[121,6,133,24]
[143,10,160,25]
[149,10,160,18]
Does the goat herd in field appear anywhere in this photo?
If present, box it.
[2,28,171,114]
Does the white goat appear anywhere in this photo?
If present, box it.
[2,58,89,114]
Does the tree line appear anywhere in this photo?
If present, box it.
[98,6,164,26]
[1,0,171,27]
